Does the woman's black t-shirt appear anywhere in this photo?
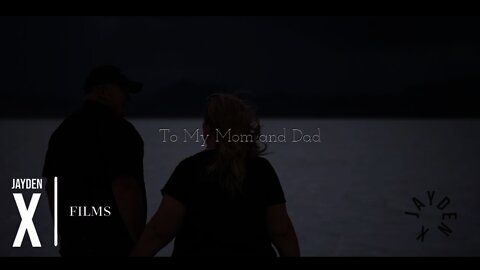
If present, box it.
[161,149,286,256]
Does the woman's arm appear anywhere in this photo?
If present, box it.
[130,195,185,256]
[266,203,300,257]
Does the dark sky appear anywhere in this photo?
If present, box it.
[2,16,480,117]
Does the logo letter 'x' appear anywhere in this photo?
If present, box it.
[12,193,42,247]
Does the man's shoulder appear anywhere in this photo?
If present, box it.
[48,111,83,141]
[114,117,137,133]
[105,117,143,142]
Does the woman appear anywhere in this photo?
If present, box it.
[131,94,300,256]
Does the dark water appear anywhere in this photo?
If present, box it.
[1,118,480,256]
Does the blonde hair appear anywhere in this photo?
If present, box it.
[204,94,266,194]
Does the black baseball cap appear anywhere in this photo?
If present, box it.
[83,65,143,94]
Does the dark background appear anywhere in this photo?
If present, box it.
[1,16,480,118]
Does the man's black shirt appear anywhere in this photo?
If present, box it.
[42,100,146,256]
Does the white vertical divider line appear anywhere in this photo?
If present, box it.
[54,176,58,247]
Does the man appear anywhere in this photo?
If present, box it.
[42,65,147,256]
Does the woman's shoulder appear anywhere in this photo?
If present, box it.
[177,149,216,166]
[247,155,275,170]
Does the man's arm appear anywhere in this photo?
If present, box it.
[267,203,300,257]
[112,176,147,243]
